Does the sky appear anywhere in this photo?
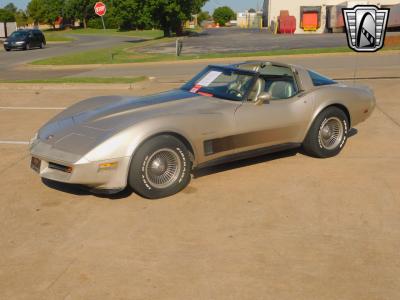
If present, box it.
[1,0,262,12]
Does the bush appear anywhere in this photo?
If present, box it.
[87,16,119,29]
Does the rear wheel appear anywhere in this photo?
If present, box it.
[303,107,349,158]
[128,135,192,199]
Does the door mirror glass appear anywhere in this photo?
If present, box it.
[254,92,271,105]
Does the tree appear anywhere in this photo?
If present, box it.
[27,0,64,29]
[197,10,211,25]
[41,0,64,29]
[27,0,45,26]
[15,10,29,27]
[65,0,97,29]
[212,6,235,26]
[113,0,152,30]
[0,8,15,22]
[146,0,208,37]
[248,8,256,13]
[3,3,18,14]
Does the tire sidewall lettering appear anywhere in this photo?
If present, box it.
[339,119,348,149]
[318,115,348,151]
[140,146,188,191]
[141,155,152,190]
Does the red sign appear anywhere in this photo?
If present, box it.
[94,2,107,17]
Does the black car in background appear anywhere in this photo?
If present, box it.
[3,29,46,51]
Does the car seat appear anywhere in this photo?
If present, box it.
[268,81,295,99]
[248,78,266,101]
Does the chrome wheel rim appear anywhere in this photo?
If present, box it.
[144,148,182,189]
[319,117,344,150]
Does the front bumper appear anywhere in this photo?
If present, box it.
[4,43,26,50]
[30,140,131,192]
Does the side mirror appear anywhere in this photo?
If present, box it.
[254,92,272,105]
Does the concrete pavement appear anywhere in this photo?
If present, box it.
[0,71,400,299]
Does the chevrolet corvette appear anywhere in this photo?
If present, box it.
[30,61,376,198]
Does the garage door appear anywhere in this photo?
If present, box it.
[302,12,318,31]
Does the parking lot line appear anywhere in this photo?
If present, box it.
[0,106,66,110]
[0,141,29,145]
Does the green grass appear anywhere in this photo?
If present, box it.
[0,76,147,84]
[46,28,164,40]
[44,32,74,42]
[30,45,352,66]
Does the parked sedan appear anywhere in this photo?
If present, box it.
[30,61,376,199]
[3,29,46,51]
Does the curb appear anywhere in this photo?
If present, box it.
[0,80,160,91]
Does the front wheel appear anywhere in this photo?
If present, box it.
[303,107,349,158]
[40,42,45,49]
[128,135,192,199]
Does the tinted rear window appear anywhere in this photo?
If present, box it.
[308,70,337,86]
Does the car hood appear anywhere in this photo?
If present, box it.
[38,90,233,154]
[6,36,27,42]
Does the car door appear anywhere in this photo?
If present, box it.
[27,31,34,47]
[233,70,314,153]
[33,32,41,47]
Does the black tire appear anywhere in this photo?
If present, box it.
[303,106,349,158]
[128,135,192,199]
[5,48,10,52]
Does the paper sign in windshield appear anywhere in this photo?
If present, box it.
[197,71,222,87]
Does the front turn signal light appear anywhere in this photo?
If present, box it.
[98,162,118,170]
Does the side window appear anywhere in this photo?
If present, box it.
[308,70,337,86]
[259,65,299,100]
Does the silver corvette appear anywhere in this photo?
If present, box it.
[30,61,375,198]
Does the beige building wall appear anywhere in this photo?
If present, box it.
[265,0,400,33]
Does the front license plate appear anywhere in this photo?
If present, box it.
[31,157,41,173]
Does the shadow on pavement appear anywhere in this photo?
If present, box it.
[42,178,134,200]
[193,148,300,179]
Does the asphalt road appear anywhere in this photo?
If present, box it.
[0,74,400,299]
[143,27,349,54]
[0,34,144,79]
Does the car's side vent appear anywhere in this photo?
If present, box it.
[48,162,73,173]
[204,141,214,156]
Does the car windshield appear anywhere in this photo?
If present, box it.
[181,66,257,101]
[10,31,28,39]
